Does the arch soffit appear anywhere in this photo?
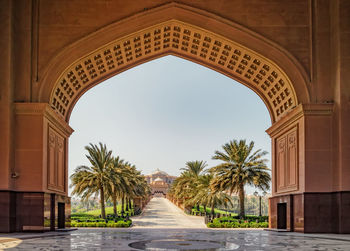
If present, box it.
[37,3,310,123]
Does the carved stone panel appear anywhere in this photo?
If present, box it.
[47,127,65,192]
[48,129,56,187]
[275,127,298,193]
[57,135,65,190]
[287,131,298,188]
[277,137,286,190]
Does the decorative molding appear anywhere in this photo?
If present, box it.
[266,103,334,137]
[302,103,334,115]
[266,105,303,138]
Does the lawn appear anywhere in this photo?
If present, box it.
[84,205,133,216]
[70,204,134,228]
[75,203,134,217]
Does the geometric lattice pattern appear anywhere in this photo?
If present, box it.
[50,20,298,122]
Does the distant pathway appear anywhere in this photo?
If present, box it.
[132,197,206,228]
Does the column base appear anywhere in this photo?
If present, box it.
[0,190,70,233]
[269,191,350,233]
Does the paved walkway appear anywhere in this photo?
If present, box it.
[132,197,206,228]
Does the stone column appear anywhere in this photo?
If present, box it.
[4,103,73,232]
[267,103,346,233]
[0,0,15,233]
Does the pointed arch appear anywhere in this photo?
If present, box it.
[37,2,310,123]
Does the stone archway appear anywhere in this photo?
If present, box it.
[46,19,300,123]
[3,2,348,234]
[36,3,310,123]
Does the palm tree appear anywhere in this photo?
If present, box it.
[210,139,271,218]
[113,161,150,214]
[106,156,127,216]
[192,174,212,213]
[190,174,233,215]
[181,160,207,178]
[168,160,208,212]
[171,171,195,207]
[70,143,113,219]
[128,168,151,210]
[207,190,233,215]
[180,160,207,210]
[120,162,136,214]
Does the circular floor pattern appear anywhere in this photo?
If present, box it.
[128,239,240,250]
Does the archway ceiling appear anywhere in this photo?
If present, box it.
[50,20,298,122]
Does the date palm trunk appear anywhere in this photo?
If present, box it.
[100,186,106,219]
[129,198,132,211]
[126,196,129,211]
[238,184,245,219]
[121,195,125,214]
[112,193,118,216]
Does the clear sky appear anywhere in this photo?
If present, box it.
[68,55,271,195]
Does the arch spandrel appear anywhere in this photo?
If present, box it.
[49,20,298,123]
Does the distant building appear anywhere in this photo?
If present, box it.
[145,169,177,196]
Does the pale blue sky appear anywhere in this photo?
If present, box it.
[68,55,271,195]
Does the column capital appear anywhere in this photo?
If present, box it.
[14,103,74,137]
[266,103,334,137]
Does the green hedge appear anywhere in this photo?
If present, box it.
[207,216,268,228]
[71,212,134,221]
[209,215,268,222]
[71,215,127,222]
[207,221,268,228]
[71,219,132,228]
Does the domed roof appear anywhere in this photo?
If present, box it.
[152,168,168,176]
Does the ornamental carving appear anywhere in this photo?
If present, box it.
[275,128,298,193]
[288,134,296,145]
[49,20,298,122]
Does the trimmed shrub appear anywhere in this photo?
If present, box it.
[76,222,86,227]
[207,216,269,228]
[71,218,131,228]
[239,222,249,228]
[96,222,106,227]
[114,220,131,227]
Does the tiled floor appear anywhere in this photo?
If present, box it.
[1,198,349,250]
[1,228,350,250]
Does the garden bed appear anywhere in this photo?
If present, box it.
[70,213,132,228]
[71,220,132,228]
[207,216,268,228]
